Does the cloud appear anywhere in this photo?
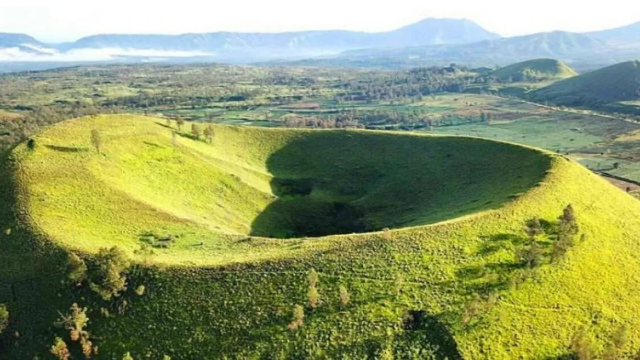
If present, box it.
[0,45,216,62]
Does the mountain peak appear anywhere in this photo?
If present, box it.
[387,18,500,46]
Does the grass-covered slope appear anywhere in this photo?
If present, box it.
[490,58,578,81]
[532,60,640,105]
[2,115,640,358]
[13,115,548,265]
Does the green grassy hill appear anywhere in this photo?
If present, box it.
[490,59,578,82]
[531,60,640,106]
[2,115,640,358]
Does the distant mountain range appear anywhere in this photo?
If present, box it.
[0,19,499,64]
[1,18,640,71]
[334,31,616,69]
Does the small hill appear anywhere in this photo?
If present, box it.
[3,115,640,358]
[532,60,640,105]
[490,59,578,81]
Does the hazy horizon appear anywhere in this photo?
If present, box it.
[3,0,640,43]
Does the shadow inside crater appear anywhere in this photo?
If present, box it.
[245,131,550,239]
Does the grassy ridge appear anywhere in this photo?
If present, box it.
[2,115,640,358]
[13,115,548,264]
[532,60,640,105]
[490,59,578,82]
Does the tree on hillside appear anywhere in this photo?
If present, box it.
[191,123,201,140]
[171,131,178,150]
[558,205,579,236]
[88,246,130,300]
[176,119,185,131]
[0,304,8,334]
[552,205,580,262]
[56,303,89,342]
[66,252,87,285]
[50,337,70,360]
[519,241,543,268]
[603,325,628,360]
[203,125,214,143]
[91,129,102,154]
[570,327,595,360]
[308,269,318,288]
[287,305,305,330]
[307,269,319,308]
[525,218,544,241]
[339,285,350,306]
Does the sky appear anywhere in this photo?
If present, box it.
[1,0,640,43]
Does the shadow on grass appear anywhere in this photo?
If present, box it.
[249,132,550,239]
[45,145,89,153]
[0,156,73,358]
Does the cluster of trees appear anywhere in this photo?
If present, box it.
[282,109,494,130]
[51,303,95,359]
[0,64,514,151]
[66,246,131,300]
[49,247,135,359]
[333,65,484,102]
[519,204,581,269]
[0,105,115,152]
[288,269,351,330]
[463,205,582,328]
